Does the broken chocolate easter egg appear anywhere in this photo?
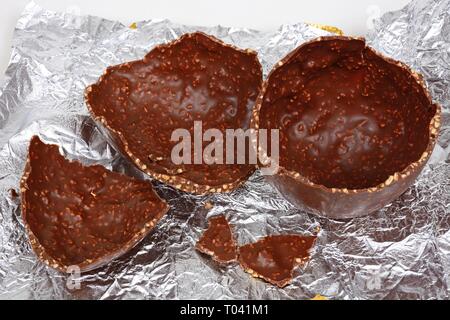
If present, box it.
[196,214,237,263]
[86,32,263,194]
[252,36,441,219]
[20,136,169,272]
[238,235,317,288]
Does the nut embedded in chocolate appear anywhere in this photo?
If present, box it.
[196,214,237,263]
[86,32,263,194]
[238,235,317,288]
[20,136,169,272]
[252,36,441,219]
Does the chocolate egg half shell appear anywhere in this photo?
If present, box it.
[86,32,263,194]
[252,36,441,219]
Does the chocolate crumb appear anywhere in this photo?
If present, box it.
[9,189,18,199]
[204,201,214,210]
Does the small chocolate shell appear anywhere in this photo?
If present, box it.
[196,214,237,264]
[86,32,263,194]
[238,235,317,288]
[20,136,169,272]
[252,36,441,219]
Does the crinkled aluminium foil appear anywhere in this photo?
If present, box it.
[0,1,448,300]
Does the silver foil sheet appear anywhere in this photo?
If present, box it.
[0,0,449,300]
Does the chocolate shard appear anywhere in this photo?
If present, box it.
[20,136,169,273]
[196,215,237,263]
[86,32,263,195]
[238,235,317,288]
[252,36,441,218]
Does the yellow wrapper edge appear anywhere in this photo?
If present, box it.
[307,23,344,36]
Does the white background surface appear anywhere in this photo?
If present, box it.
[0,0,411,75]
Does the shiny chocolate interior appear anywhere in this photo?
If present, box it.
[22,136,168,269]
[87,32,262,190]
[259,38,436,189]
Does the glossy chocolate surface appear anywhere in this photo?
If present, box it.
[196,214,237,263]
[86,32,262,194]
[20,136,169,272]
[259,38,436,189]
[238,235,316,287]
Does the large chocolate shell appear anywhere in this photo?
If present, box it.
[20,136,169,272]
[86,32,263,194]
[252,36,441,219]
